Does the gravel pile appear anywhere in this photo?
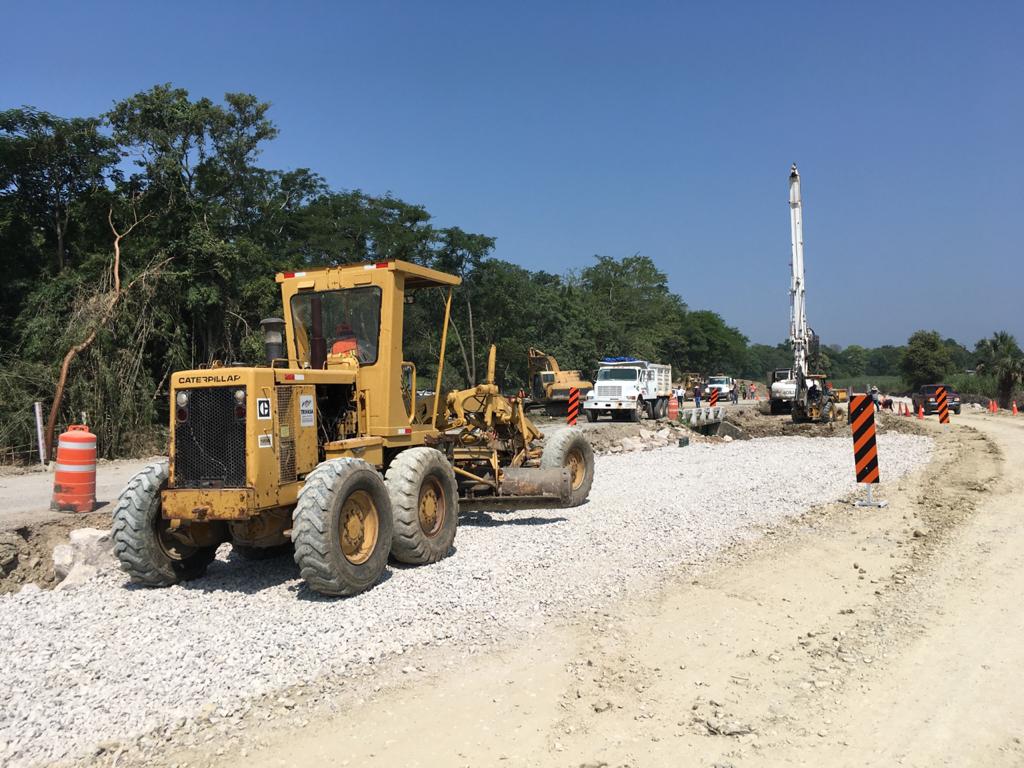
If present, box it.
[0,433,932,766]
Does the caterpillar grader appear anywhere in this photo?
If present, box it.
[112,260,595,597]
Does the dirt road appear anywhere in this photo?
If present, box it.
[207,413,1023,768]
[0,458,153,530]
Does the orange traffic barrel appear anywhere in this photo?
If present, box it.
[51,425,97,513]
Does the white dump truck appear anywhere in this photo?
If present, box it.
[584,358,672,422]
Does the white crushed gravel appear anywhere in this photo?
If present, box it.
[0,433,931,766]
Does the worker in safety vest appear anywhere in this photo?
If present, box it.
[331,324,358,356]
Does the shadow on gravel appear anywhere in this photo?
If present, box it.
[459,510,567,527]
[119,554,303,596]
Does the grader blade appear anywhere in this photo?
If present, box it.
[500,467,571,501]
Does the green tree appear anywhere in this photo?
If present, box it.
[0,108,118,270]
[576,255,687,365]
[901,330,954,390]
[975,332,1024,407]
[941,337,972,373]
[866,345,905,376]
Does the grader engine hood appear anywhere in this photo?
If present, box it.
[164,367,331,519]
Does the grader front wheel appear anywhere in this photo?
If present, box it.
[385,447,459,565]
[292,459,394,596]
[541,428,595,507]
[111,461,218,587]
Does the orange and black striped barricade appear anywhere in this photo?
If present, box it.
[849,394,887,508]
[935,386,951,425]
[51,424,97,513]
[709,388,719,407]
[566,387,580,426]
[668,393,679,420]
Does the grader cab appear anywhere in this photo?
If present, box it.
[111,260,595,597]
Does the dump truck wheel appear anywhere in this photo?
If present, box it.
[541,428,595,507]
[585,409,597,423]
[628,399,644,422]
[385,447,458,565]
[111,461,217,587]
[292,459,393,596]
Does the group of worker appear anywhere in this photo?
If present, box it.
[672,381,756,409]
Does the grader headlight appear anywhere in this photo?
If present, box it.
[175,391,189,423]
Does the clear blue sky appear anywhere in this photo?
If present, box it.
[3,1,1021,348]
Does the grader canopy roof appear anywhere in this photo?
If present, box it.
[274,260,461,290]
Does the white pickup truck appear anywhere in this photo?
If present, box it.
[584,358,673,422]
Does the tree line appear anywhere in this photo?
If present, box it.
[1,85,1021,459]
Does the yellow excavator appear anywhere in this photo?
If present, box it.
[526,348,593,416]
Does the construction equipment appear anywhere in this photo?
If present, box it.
[703,375,735,401]
[111,261,596,597]
[771,164,839,424]
[767,368,795,414]
[678,372,703,399]
[584,358,672,422]
[526,347,593,416]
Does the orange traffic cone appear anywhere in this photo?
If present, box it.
[1013,401,1019,416]
[917,405,924,419]
[903,402,910,417]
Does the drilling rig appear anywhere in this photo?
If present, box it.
[769,164,837,424]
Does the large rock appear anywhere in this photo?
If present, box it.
[716,420,750,441]
[619,436,644,453]
[52,544,75,580]
[0,532,23,573]
[52,528,114,584]
[68,528,113,562]
[54,564,100,592]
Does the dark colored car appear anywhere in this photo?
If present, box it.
[912,384,962,415]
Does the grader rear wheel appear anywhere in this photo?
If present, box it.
[385,447,459,565]
[541,428,595,507]
[292,459,394,596]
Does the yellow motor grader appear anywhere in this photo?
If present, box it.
[112,261,595,596]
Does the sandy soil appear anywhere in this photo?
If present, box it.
[194,411,1024,768]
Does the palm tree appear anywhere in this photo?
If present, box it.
[975,331,1024,408]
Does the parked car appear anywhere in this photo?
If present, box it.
[912,384,962,415]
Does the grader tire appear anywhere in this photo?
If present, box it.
[111,461,217,587]
[385,447,458,565]
[292,459,393,597]
[541,428,595,507]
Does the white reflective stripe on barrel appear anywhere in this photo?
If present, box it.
[58,440,96,451]
[54,463,97,473]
